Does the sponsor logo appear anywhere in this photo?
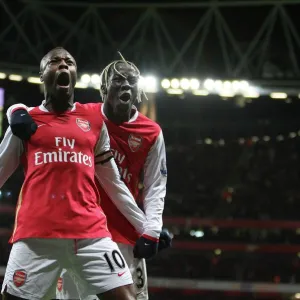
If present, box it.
[13,270,26,287]
[76,118,91,132]
[34,136,93,167]
[118,271,126,277]
[34,150,92,167]
[128,134,143,152]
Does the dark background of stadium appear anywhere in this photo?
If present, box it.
[1,0,300,299]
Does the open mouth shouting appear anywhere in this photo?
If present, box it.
[56,71,70,89]
[119,92,131,104]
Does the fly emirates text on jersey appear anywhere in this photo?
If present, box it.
[34,137,93,167]
[111,149,132,183]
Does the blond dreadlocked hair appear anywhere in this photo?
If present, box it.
[99,52,147,103]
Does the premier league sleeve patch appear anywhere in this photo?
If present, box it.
[160,160,167,177]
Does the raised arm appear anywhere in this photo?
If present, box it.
[6,103,37,140]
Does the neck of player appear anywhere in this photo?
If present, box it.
[103,102,135,124]
[44,92,74,113]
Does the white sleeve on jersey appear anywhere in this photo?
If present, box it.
[6,103,29,124]
[94,123,148,236]
[0,127,23,188]
[142,130,167,239]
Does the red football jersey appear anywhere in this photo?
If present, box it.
[8,102,112,242]
[99,104,167,245]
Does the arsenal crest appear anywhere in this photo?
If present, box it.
[76,118,91,132]
[57,277,63,292]
[13,270,27,287]
[128,134,143,152]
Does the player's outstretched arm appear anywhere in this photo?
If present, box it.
[132,130,169,259]
[142,130,167,238]
[0,126,23,188]
[94,123,150,235]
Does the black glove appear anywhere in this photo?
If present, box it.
[158,228,172,252]
[10,109,37,140]
[133,235,158,259]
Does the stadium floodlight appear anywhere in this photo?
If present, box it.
[238,138,245,144]
[0,72,6,79]
[27,77,42,84]
[263,136,270,142]
[289,132,297,138]
[203,78,214,90]
[204,138,212,144]
[91,74,101,85]
[190,78,200,90]
[180,78,190,90]
[143,76,158,93]
[232,80,241,91]
[276,135,284,141]
[243,87,260,98]
[170,78,180,89]
[194,230,204,238]
[161,79,171,89]
[81,74,91,84]
[193,90,209,96]
[295,293,300,299]
[166,88,183,95]
[240,80,249,90]
[219,91,235,98]
[75,82,88,89]
[252,136,259,142]
[223,81,232,90]
[214,80,223,91]
[214,249,222,256]
[218,139,225,146]
[270,92,287,99]
[9,74,22,81]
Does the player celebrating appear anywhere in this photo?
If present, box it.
[7,54,170,299]
[55,56,169,300]
[0,47,158,300]
[8,55,170,300]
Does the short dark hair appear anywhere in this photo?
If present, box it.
[39,47,75,72]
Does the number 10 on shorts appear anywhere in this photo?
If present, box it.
[104,250,126,273]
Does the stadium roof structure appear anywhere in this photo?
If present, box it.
[1,0,300,86]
